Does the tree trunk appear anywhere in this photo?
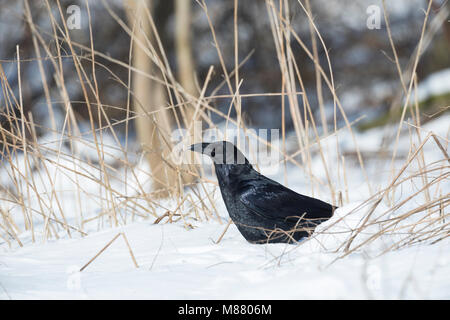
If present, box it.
[125,0,178,198]
[175,0,202,164]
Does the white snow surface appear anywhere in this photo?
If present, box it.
[0,114,449,300]
[1,221,449,299]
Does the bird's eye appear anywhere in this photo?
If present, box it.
[211,149,216,157]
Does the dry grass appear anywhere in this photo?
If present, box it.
[0,0,448,262]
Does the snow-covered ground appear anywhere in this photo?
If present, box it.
[0,113,448,299]
[1,219,449,299]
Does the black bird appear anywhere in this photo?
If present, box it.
[190,141,336,244]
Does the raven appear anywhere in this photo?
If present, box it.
[190,141,336,244]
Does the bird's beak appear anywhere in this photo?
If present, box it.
[189,142,210,154]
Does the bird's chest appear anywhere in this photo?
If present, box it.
[217,183,240,219]
[215,166,261,223]
[217,181,259,225]
[216,179,246,222]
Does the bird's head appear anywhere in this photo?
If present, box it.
[189,141,249,166]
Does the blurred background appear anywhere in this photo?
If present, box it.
[1,0,448,128]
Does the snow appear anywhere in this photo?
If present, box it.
[1,218,449,299]
[0,112,449,299]
[415,68,450,102]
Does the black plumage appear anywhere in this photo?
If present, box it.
[190,141,336,244]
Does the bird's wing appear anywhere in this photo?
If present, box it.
[239,180,333,225]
